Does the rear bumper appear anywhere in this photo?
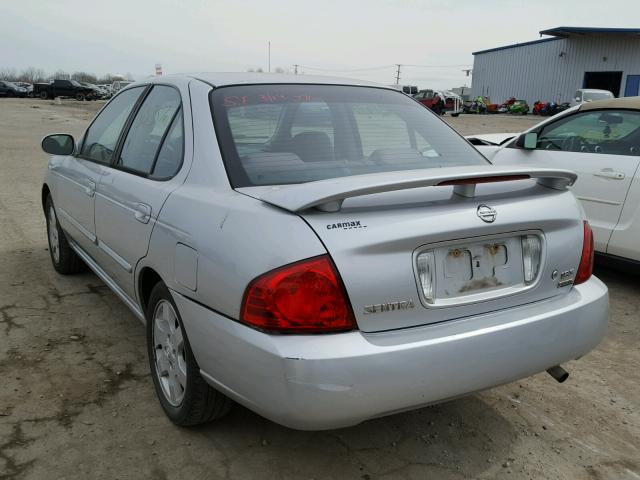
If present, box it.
[174,277,608,430]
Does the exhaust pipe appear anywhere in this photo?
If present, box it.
[546,365,569,383]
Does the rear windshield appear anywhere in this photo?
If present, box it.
[210,84,488,187]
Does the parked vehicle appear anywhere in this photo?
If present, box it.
[96,84,112,98]
[508,99,529,114]
[533,101,572,116]
[80,82,105,100]
[413,89,462,116]
[33,79,96,100]
[463,96,487,114]
[389,84,418,95]
[0,80,28,97]
[41,73,608,430]
[469,96,640,266]
[110,80,134,94]
[570,89,614,107]
[498,97,517,113]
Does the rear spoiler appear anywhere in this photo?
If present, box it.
[238,166,577,213]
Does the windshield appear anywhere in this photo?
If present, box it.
[71,80,82,87]
[211,84,487,187]
[583,91,613,102]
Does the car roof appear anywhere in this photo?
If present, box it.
[577,88,613,93]
[580,96,640,111]
[146,72,391,90]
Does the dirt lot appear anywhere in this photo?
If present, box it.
[1,98,639,480]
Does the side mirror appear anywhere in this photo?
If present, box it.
[523,132,538,150]
[42,134,75,156]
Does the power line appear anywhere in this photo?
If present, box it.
[403,64,472,68]
[296,64,395,73]
[296,63,471,72]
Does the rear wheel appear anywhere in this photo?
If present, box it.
[75,93,85,101]
[146,282,231,426]
[40,91,48,99]
[44,195,86,274]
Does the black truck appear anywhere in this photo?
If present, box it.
[33,79,97,101]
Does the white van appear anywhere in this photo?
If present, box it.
[570,88,614,106]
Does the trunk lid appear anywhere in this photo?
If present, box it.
[238,167,584,333]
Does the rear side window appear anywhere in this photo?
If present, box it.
[211,84,487,187]
[151,109,184,179]
[118,85,181,175]
[81,86,144,163]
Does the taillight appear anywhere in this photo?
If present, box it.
[521,235,542,285]
[416,250,436,303]
[240,255,356,333]
[574,221,594,285]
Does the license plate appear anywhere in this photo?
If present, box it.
[430,236,526,304]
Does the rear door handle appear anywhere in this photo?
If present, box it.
[84,180,96,197]
[593,169,625,180]
[134,203,152,224]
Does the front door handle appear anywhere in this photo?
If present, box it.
[84,180,96,197]
[134,203,152,224]
[593,168,625,180]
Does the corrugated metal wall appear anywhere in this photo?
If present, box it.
[471,35,640,106]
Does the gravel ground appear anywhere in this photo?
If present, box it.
[0,98,638,480]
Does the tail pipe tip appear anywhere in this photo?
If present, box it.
[546,365,569,383]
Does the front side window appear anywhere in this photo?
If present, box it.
[80,86,145,163]
[211,84,487,187]
[118,85,181,174]
[535,110,640,155]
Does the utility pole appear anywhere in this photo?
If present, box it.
[293,64,299,75]
[395,64,401,85]
[268,41,271,73]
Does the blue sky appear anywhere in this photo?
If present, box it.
[2,0,640,88]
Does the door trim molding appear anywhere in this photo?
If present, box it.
[68,239,145,323]
[576,196,621,206]
[97,239,133,273]
[57,207,97,243]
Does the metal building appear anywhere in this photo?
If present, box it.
[471,27,640,107]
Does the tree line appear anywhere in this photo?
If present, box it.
[0,66,133,84]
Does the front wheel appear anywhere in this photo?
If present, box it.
[75,93,85,101]
[40,91,48,99]
[146,282,231,426]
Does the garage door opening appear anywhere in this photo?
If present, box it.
[583,71,623,97]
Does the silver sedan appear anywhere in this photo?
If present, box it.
[41,74,608,430]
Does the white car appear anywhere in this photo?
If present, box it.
[470,96,640,266]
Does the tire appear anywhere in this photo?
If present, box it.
[7,91,14,98]
[146,282,231,426]
[75,93,85,101]
[40,91,48,99]
[44,195,86,274]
